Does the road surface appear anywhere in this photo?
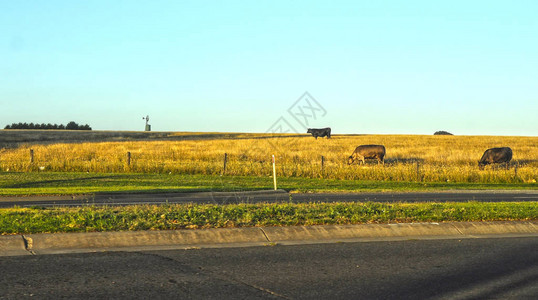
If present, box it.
[1,237,536,299]
[1,190,537,207]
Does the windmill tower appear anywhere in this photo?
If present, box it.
[143,115,151,131]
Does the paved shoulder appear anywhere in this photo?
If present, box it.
[1,190,537,207]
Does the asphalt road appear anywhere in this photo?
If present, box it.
[1,237,536,299]
[1,190,537,207]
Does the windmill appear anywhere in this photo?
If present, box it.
[143,115,151,131]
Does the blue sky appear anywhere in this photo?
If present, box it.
[2,1,537,135]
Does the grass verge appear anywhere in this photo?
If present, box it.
[0,172,536,196]
[1,202,536,235]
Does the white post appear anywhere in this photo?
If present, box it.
[272,154,277,190]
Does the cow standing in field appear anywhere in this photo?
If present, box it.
[307,128,331,139]
[348,145,386,165]
[478,147,512,170]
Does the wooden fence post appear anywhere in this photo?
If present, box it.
[30,149,34,163]
[321,155,325,173]
[514,164,518,178]
[416,161,420,182]
[127,152,131,166]
[223,153,228,175]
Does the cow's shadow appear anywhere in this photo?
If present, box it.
[383,157,424,166]
[346,157,424,166]
[480,159,538,170]
[513,159,538,167]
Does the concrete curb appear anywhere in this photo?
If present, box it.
[23,227,268,255]
[0,235,28,256]
[263,221,538,244]
[1,221,537,256]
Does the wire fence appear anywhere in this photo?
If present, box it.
[1,149,535,184]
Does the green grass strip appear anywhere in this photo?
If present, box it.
[1,172,536,196]
[1,202,536,235]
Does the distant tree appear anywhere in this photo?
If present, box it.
[66,121,79,130]
[4,121,91,130]
[434,131,453,135]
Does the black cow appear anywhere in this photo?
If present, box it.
[307,127,331,139]
[478,147,512,170]
[348,145,386,165]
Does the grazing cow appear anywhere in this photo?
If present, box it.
[307,127,331,139]
[478,147,512,170]
[348,145,386,165]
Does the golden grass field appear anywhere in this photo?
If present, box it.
[0,132,537,184]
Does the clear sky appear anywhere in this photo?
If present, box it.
[2,1,537,136]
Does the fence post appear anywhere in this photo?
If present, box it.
[223,153,228,175]
[321,155,325,178]
[272,155,277,190]
[127,152,131,166]
[416,161,420,182]
[514,164,518,178]
[30,149,34,163]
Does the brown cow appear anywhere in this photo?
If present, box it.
[348,145,386,165]
[478,147,512,170]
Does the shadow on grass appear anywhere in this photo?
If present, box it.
[0,131,316,149]
[4,175,130,189]
[382,157,425,165]
[513,159,538,166]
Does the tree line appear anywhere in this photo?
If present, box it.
[4,121,92,130]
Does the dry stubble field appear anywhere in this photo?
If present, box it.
[0,130,536,184]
